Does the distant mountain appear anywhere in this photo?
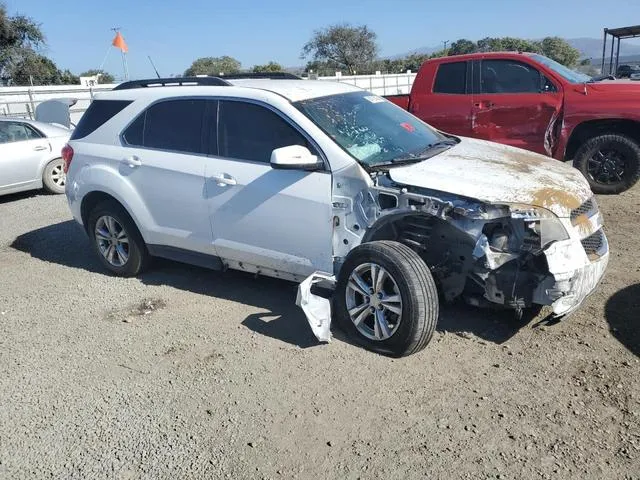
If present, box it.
[389,38,640,61]
[567,37,640,60]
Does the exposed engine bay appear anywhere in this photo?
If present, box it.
[315,168,609,328]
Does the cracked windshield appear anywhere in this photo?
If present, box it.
[296,91,448,166]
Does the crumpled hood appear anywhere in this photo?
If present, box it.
[388,137,592,217]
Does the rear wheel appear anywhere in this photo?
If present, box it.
[573,134,640,194]
[334,241,439,357]
[87,200,149,276]
[42,158,66,194]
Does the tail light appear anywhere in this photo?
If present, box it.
[61,144,74,173]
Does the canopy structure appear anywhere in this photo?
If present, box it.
[602,25,640,75]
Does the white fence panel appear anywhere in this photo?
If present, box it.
[0,73,417,124]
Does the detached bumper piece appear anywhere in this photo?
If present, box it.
[296,272,336,343]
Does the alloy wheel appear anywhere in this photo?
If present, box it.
[345,262,403,341]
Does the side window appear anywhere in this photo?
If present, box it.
[123,99,207,154]
[481,60,541,94]
[433,62,467,94]
[0,122,42,143]
[218,100,315,163]
[71,100,131,140]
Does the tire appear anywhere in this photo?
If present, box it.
[334,241,439,357]
[42,158,66,194]
[573,134,640,194]
[87,200,149,277]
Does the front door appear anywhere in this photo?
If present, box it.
[0,121,50,191]
[205,99,333,278]
[471,59,563,156]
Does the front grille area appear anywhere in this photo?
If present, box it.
[581,229,605,257]
[570,197,598,225]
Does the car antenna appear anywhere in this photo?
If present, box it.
[147,55,161,79]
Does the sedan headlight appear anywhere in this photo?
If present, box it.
[508,204,569,250]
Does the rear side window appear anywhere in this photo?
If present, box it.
[0,122,43,143]
[218,100,313,163]
[123,99,207,154]
[70,100,131,139]
[433,62,467,94]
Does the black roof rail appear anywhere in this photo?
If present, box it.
[220,72,302,80]
[113,76,231,90]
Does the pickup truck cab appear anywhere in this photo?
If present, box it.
[387,52,640,194]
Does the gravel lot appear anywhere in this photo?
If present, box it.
[0,188,638,479]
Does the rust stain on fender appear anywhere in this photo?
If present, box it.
[531,188,582,211]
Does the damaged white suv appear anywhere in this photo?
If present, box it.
[63,76,609,357]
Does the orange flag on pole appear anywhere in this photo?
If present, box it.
[112,32,128,53]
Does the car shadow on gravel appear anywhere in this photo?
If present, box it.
[12,220,534,350]
[0,190,48,204]
[10,220,104,273]
[605,283,640,357]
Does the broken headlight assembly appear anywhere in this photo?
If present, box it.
[508,204,569,251]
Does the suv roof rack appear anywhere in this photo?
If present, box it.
[220,72,302,80]
[113,76,231,90]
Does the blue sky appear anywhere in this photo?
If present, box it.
[8,0,640,80]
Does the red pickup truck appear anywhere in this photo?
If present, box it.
[386,52,640,194]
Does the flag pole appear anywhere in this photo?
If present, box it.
[111,27,129,81]
[121,51,129,80]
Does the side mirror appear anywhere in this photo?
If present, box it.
[270,145,323,171]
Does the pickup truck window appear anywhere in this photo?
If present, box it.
[123,99,207,154]
[481,60,541,94]
[530,54,591,84]
[218,100,313,163]
[433,62,467,94]
[295,91,446,167]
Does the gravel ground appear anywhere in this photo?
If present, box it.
[0,188,638,480]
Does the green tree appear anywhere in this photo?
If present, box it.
[301,24,378,75]
[0,4,46,83]
[79,69,115,83]
[448,39,477,56]
[540,36,580,67]
[59,69,79,84]
[10,52,62,85]
[252,61,283,73]
[184,56,241,76]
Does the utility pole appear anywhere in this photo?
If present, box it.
[443,40,449,52]
[111,27,129,81]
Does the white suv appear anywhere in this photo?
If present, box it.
[64,76,609,357]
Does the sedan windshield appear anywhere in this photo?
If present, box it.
[295,91,450,167]
[530,54,592,84]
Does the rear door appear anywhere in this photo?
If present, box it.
[120,98,213,253]
[410,60,473,136]
[204,99,333,278]
[0,121,50,191]
[471,58,563,155]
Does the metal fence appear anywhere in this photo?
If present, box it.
[0,72,417,124]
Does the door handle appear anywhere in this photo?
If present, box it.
[33,145,48,151]
[474,101,495,109]
[122,155,142,168]
[210,173,237,186]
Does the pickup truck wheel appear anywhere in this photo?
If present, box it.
[573,134,640,194]
[87,200,150,277]
[334,241,439,357]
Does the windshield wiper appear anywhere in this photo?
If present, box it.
[369,140,457,171]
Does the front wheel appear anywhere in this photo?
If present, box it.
[334,241,439,357]
[573,134,640,194]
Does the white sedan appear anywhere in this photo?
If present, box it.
[0,118,70,196]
